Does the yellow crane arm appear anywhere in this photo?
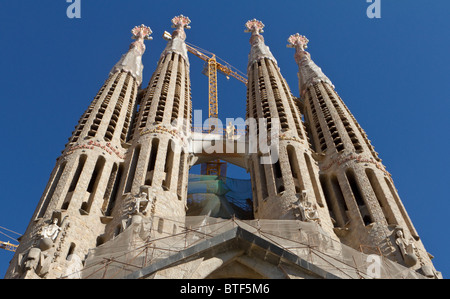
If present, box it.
[162,31,247,176]
[0,240,18,252]
[184,43,248,85]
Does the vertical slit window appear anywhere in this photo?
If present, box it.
[258,157,269,199]
[330,175,349,226]
[346,169,373,225]
[62,155,87,210]
[66,243,76,260]
[146,139,159,186]
[384,177,419,239]
[125,145,141,193]
[319,174,339,228]
[68,155,87,193]
[162,141,175,190]
[304,153,324,207]
[366,168,396,225]
[82,156,106,213]
[106,164,124,217]
[287,145,304,193]
[177,151,186,200]
[38,162,67,219]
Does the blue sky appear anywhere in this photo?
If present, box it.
[0,0,449,278]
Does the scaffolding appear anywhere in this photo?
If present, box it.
[187,174,253,220]
[72,215,427,279]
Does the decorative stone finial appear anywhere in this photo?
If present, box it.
[131,24,153,41]
[170,15,191,41]
[287,33,309,51]
[161,15,191,63]
[171,14,191,30]
[245,19,265,35]
[287,33,334,96]
[245,18,277,68]
[110,24,152,85]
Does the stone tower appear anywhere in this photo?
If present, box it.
[244,20,336,236]
[287,33,437,276]
[4,17,440,280]
[102,15,192,242]
[4,24,152,279]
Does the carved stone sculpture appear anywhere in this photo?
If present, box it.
[296,191,321,225]
[226,122,235,140]
[394,227,418,267]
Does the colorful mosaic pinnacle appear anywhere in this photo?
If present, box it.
[245,18,264,34]
[287,33,309,51]
[171,14,191,30]
[131,24,153,40]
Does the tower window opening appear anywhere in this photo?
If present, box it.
[66,243,76,260]
[125,145,141,193]
[258,157,269,199]
[366,168,396,225]
[330,175,349,227]
[62,154,87,210]
[346,169,373,226]
[162,141,175,190]
[320,174,339,228]
[287,145,304,193]
[177,151,186,200]
[38,161,67,219]
[82,156,106,214]
[68,155,87,193]
[305,153,324,207]
[146,139,159,186]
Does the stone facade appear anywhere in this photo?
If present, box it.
[288,33,437,276]
[4,17,440,279]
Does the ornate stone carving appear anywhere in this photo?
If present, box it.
[245,18,277,67]
[110,24,152,85]
[39,218,61,242]
[287,33,334,95]
[294,191,321,225]
[17,247,52,278]
[171,14,191,40]
[131,191,151,216]
[161,15,191,63]
[226,121,235,140]
[394,226,418,267]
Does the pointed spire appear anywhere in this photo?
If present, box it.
[110,24,152,85]
[287,33,333,96]
[245,19,277,67]
[161,14,191,63]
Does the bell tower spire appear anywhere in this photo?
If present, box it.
[244,20,336,237]
[289,33,438,276]
[245,19,277,68]
[103,15,192,242]
[5,25,152,279]
[110,24,153,85]
[287,33,333,97]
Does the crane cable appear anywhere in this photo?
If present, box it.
[0,225,21,243]
[185,41,247,79]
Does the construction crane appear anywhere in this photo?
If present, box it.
[0,241,18,252]
[163,32,248,176]
[1,225,20,253]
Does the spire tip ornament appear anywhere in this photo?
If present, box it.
[110,24,152,85]
[171,14,191,30]
[287,33,334,95]
[245,19,264,35]
[287,33,309,51]
[131,24,153,41]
